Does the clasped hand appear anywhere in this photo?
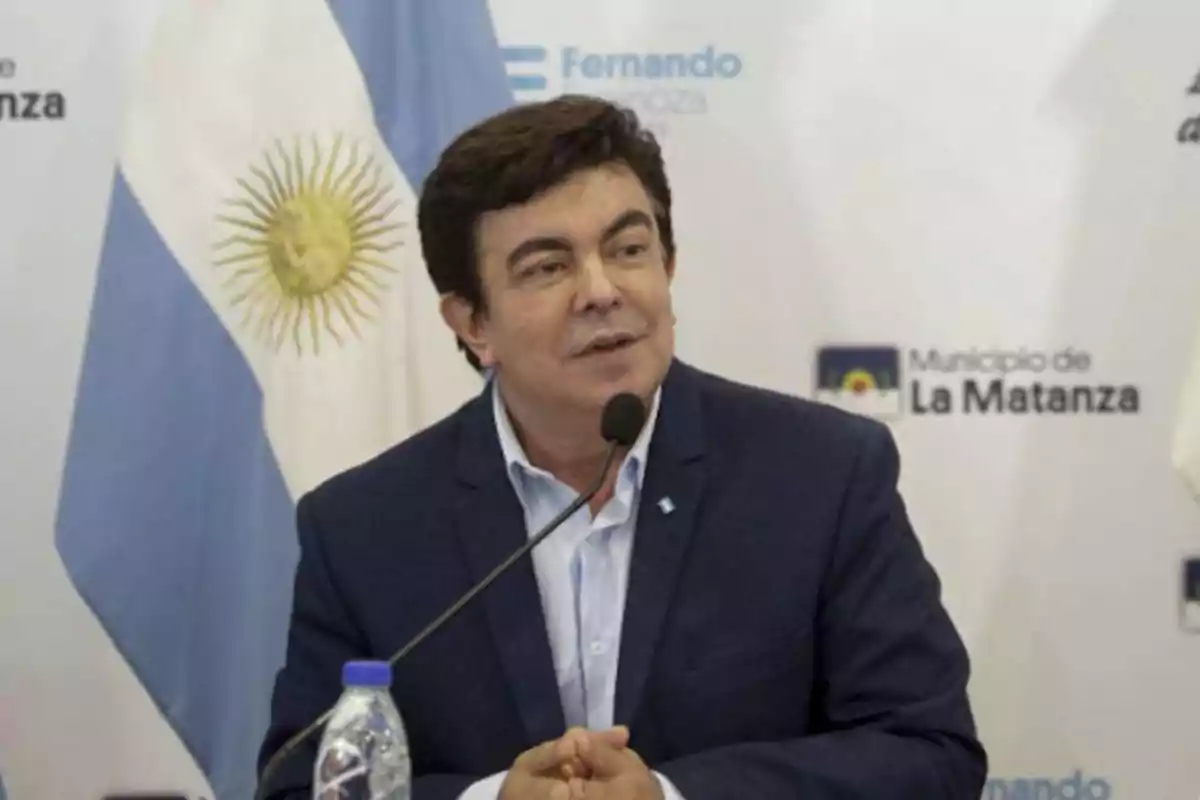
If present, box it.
[499,725,664,800]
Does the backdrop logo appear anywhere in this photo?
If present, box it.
[815,345,903,418]
[501,42,743,124]
[501,46,549,92]
[0,57,66,122]
[1181,556,1200,633]
[984,770,1113,799]
[1177,66,1200,143]
[812,345,1140,417]
[556,45,743,81]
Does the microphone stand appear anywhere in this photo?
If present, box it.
[254,440,622,800]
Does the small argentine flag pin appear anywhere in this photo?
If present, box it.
[657,496,675,515]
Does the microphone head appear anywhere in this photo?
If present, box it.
[601,392,647,447]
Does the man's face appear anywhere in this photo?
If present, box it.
[446,162,676,416]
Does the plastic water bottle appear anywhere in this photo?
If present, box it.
[314,660,411,799]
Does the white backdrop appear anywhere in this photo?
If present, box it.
[2,1,1199,798]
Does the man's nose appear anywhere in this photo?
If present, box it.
[574,256,621,313]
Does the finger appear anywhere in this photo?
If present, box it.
[590,725,630,749]
[560,755,588,780]
[549,779,573,800]
[568,775,587,800]
[553,730,587,770]
[576,735,630,778]
[559,726,593,753]
[575,726,628,761]
[519,738,575,775]
[557,727,602,778]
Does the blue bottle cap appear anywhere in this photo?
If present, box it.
[342,660,392,688]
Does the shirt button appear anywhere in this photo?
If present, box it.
[590,641,607,656]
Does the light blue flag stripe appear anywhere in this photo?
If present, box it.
[328,1,515,193]
[56,173,298,800]
[55,3,513,799]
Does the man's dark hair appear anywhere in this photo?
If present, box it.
[416,94,675,372]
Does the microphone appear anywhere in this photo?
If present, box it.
[255,391,648,799]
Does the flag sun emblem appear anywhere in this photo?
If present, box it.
[841,369,878,394]
[213,134,406,355]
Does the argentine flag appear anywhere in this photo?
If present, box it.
[54,2,512,797]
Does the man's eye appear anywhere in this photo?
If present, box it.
[522,261,565,280]
[611,242,651,261]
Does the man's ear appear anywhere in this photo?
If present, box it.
[439,294,495,368]
[664,253,676,282]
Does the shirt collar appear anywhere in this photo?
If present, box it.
[491,377,662,491]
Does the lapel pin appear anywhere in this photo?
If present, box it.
[657,496,675,515]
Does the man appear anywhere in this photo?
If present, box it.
[258,94,987,799]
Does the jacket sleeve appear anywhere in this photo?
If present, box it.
[255,493,485,800]
[655,419,987,799]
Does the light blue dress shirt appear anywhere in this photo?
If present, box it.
[458,382,685,799]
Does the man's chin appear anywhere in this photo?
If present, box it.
[578,369,659,411]
[561,351,668,410]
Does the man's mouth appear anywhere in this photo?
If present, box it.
[578,333,639,357]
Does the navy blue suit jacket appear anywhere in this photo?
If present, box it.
[258,360,986,799]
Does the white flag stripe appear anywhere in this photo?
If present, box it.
[119,0,476,499]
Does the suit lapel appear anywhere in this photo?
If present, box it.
[614,361,707,726]
[452,384,566,747]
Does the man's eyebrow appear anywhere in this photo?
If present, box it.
[504,209,654,269]
[505,236,572,270]
[600,209,654,242]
